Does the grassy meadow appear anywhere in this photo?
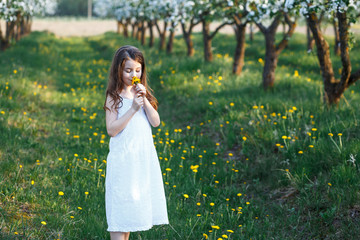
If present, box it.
[1,27,360,240]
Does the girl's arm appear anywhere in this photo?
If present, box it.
[105,95,143,137]
[143,97,160,127]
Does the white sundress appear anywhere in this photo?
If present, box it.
[105,97,169,232]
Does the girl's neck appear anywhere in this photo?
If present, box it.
[120,85,135,99]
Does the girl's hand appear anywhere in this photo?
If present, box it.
[135,83,146,96]
[131,93,144,111]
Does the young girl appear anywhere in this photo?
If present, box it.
[103,45,169,240]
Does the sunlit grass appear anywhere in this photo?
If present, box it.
[1,29,360,239]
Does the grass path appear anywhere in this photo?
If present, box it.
[1,30,360,239]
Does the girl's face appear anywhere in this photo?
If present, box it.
[122,58,142,87]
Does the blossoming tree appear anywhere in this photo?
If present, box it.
[0,0,56,50]
[193,0,234,62]
[225,0,250,75]
[171,0,199,56]
[247,0,297,89]
[297,0,360,105]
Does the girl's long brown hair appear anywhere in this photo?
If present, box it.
[103,45,158,112]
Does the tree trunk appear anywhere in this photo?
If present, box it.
[3,21,16,50]
[258,13,296,89]
[333,19,341,56]
[117,21,122,34]
[141,21,146,45]
[307,13,338,104]
[123,21,129,38]
[148,21,154,47]
[166,22,175,53]
[155,20,167,51]
[136,22,141,41]
[306,22,315,51]
[24,15,32,34]
[131,24,136,38]
[181,22,195,56]
[249,23,254,42]
[0,23,4,51]
[202,20,213,62]
[233,23,247,75]
[262,32,278,89]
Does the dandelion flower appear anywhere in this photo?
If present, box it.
[132,76,141,85]
[58,191,64,196]
[211,225,220,229]
[41,221,47,225]
[183,194,189,198]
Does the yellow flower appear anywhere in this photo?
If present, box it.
[85,192,89,195]
[203,233,209,239]
[166,168,172,172]
[209,101,213,105]
[328,183,332,186]
[41,221,47,225]
[298,151,303,154]
[338,133,342,136]
[58,191,64,196]
[210,202,215,206]
[211,225,220,229]
[132,76,141,85]
[183,194,189,198]
[227,230,234,233]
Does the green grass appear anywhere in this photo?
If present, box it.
[0,28,360,240]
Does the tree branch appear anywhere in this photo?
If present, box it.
[348,69,360,86]
[154,20,161,35]
[276,13,296,55]
[209,21,233,40]
[255,22,266,34]
[336,11,352,92]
